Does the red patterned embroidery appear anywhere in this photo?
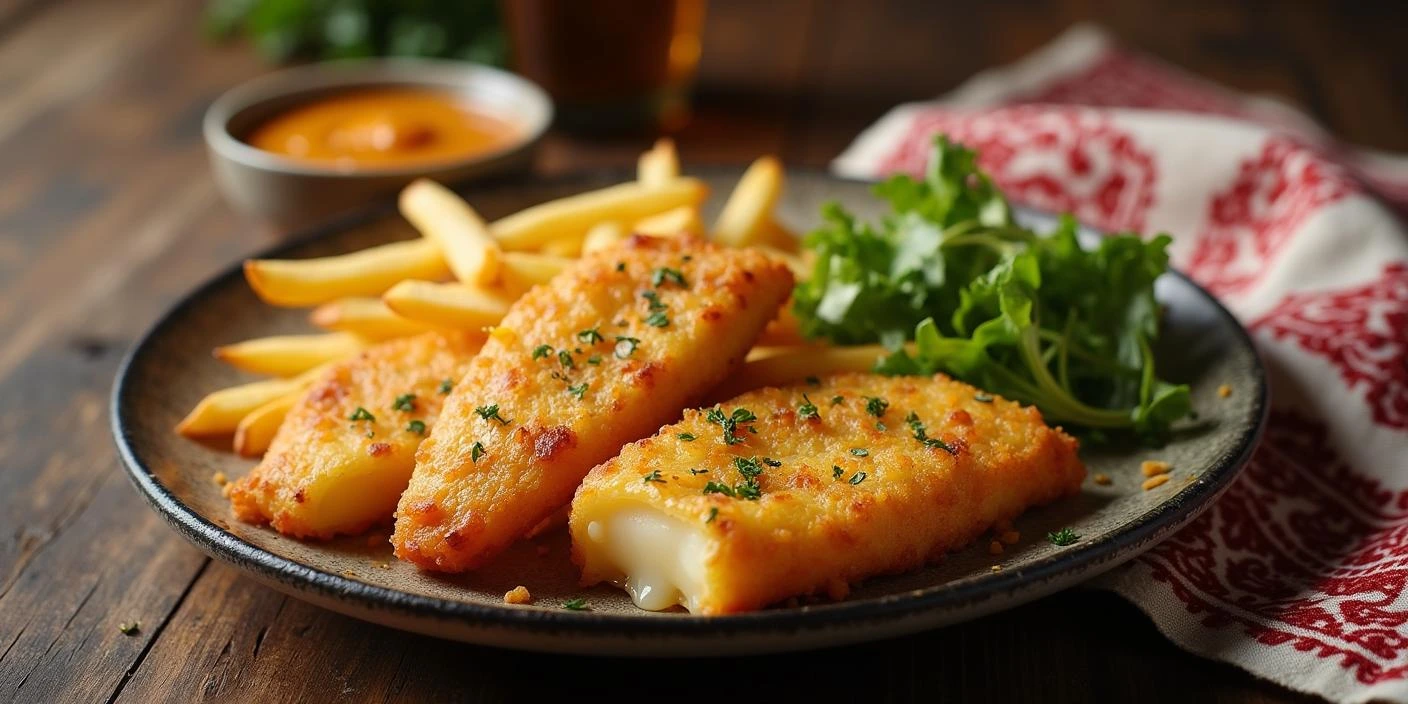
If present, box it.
[1018,49,1244,117]
[878,106,1157,232]
[1253,263,1408,430]
[1185,137,1357,295]
[1140,410,1408,685]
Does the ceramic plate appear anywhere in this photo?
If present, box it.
[111,168,1266,656]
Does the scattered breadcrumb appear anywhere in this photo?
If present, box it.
[211,472,228,486]
[990,565,1002,573]
[1142,474,1171,491]
[1218,384,1233,398]
[1092,473,1112,486]
[503,586,533,605]
[988,540,1004,555]
[377,562,390,569]
[1000,530,1020,545]
[118,621,140,636]
[1140,460,1171,477]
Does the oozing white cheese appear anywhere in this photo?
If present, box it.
[585,508,710,612]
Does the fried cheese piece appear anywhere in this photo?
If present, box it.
[227,330,484,539]
[393,236,794,572]
[570,372,1085,614]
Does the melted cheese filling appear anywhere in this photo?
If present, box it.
[585,508,710,612]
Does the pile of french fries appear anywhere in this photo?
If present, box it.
[177,140,850,458]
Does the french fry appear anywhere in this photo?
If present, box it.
[399,179,502,286]
[634,205,702,237]
[501,251,571,286]
[712,156,783,247]
[637,138,680,187]
[490,178,708,250]
[175,362,333,436]
[244,239,451,307]
[582,221,628,254]
[759,217,802,253]
[382,280,512,330]
[756,245,810,279]
[213,332,367,377]
[713,344,890,399]
[309,297,441,340]
[756,305,808,347]
[232,391,300,458]
[540,231,586,258]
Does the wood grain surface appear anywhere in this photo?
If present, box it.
[3,0,1400,701]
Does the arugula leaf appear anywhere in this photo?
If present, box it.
[793,135,1190,443]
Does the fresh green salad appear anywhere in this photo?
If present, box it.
[793,135,1190,442]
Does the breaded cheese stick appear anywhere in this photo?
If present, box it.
[227,330,484,539]
[393,236,794,572]
[570,372,1085,614]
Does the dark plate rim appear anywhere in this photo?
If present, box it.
[110,167,1268,638]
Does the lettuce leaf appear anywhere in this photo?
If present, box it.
[793,135,1190,443]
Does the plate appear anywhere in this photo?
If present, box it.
[111,167,1267,656]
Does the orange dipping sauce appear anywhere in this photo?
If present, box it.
[246,89,520,170]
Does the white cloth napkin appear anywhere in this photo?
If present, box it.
[834,24,1408,704]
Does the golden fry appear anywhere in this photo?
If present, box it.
[539,231,586,258]
[637,138,680,186]
[500,251,571,287]
[399,179,502,286]
[244,239,450,307]
[635,206,702,237]
[232,391,300,458]
[213,332,366,377]
[582,221,628,254]
[490,178,708,250]
[382,280,512,330]
[712,156,783,247]
[309,297,441,340]
[176,363,331,437]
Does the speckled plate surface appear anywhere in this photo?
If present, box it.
[111,168,1267,656]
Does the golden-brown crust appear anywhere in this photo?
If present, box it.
[226,330,484,539]
[393,237,794,572]
[569,372,1086,614]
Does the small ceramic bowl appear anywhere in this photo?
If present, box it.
[204,59,553,231]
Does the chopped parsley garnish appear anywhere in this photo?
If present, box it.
[587,355,602,365]
[850,448,869,457]
[689,468,708,475]
[557,350,575,369]
[642,470,665,484]
[406,420,427,435]
[471,441,485,463]
[438,378,454,394]
[567,383,589,399]
[864,396,889,418]
[474,404,510,424]
[797,393,819,420]
[577,327,604,344]
[705,406,757,445]
[849,471,868,485]
[562,598,590,611]
[349,407,375,422]
[677,432,696,441]
[833,465,844,479]
[645,311,669,328]
[733,456,764,478]
[875,422,887,431]
[805,376,821,386]
[702,481,736,497]
[705,507,718,523]
[906,412,957,454]
[614,336,640,359]
[974,392,994,403]
[1047,528,1080,546]
[641,291,666,311]
[734,481,762,500]
[831,395,844,405]
[651,267,687,288]
[762,457,782,467]
[392,393,416,412]
[531,344,553,360]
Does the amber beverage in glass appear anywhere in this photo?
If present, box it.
[501,0,705,133]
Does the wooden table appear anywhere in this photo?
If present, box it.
[3,1,1400,701]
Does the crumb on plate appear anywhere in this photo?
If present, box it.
[1142,474,1171,491]
[504,586,533,605]
[1140,460,1171,477]
[1092,473,1112,486]
[211,471,228,486]
[1218,384,1233,398]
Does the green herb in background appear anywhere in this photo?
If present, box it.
[792,135,1191,443]
[204,0,506,65]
